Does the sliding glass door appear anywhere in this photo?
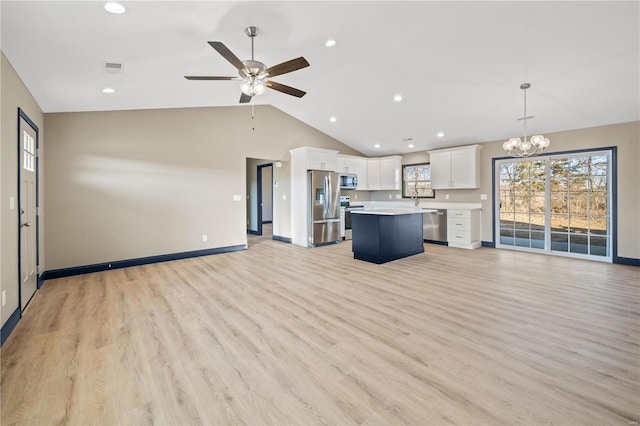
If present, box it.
[496,150,612,261]
[498,160,546,250]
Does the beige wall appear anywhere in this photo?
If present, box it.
[44,105,359,270]
[272,160,291,239]
[1,52,45,326]
[368,122,640,258]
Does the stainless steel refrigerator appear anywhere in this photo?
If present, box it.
[308,170,341,246]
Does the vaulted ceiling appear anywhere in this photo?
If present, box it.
[2,1,638,156]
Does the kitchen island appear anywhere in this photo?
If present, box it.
[351,209,429,264]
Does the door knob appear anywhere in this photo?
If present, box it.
[21,222,31,228]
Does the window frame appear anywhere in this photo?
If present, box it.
[402,162,436,199]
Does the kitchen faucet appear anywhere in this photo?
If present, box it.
[411,188,419,206]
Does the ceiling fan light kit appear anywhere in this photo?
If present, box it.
[503,83,550,157]
[185,26,309,104]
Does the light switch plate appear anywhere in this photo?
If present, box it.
[233,194,242,201]
[9,196,15,210]
[445,194,450,200]
[481,193,488,200]
[282,194,287,201]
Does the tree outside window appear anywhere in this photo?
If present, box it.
[403,163,435,198]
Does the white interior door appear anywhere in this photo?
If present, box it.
[20,117,38,310]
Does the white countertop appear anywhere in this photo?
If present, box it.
[351,208,426,216]
[355,201,483,210]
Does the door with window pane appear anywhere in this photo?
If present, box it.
[498,159,546,250]
[496,150,612,261]
[549,154,610,257]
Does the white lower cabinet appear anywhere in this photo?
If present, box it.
[447,209,481,249]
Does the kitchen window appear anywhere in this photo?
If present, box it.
[402,163,435,198]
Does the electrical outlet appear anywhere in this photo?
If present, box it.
[481,193,488,200]
[202,234,208,242]
[282,194,287,201]
[1,290,6,307]
[9,197,15,210]
[445,194,450,200]
[388,194,392,199]
[354,194,358,199]
[233,195,242,201]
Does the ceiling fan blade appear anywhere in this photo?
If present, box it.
[184,76,240,80]
[239,93,252,103]
[265,57,310,78]
[208,41,246,71]
[266,81,306,98]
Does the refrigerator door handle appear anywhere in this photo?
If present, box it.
[324,175,330,217]
[313,218,341,224]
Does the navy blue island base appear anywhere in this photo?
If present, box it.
[351,210,424,264]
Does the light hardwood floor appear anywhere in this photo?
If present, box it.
[1,240,639,425]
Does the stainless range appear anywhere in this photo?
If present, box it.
[339,195,364,240]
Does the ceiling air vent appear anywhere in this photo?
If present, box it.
[102,62,123,74]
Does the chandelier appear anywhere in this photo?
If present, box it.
[503,83,550,157]
[239,62,267,96]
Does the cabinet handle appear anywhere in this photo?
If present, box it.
[456,236,463,239]
[456,223,463,226]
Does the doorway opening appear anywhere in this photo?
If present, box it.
[257,163,273,238]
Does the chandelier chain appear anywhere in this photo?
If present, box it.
[503,83,550,157]
[523,85,528,140]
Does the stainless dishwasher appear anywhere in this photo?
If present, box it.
[423,209,447,243]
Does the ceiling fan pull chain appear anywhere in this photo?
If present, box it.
[252,104,255,131]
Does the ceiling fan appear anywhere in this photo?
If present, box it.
[185,26,310,104]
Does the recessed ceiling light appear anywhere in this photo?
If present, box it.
[102,88,116,93]
[374,144,381,149]
[437,132,444,137]
[325,39,336,47]
[408,144,415,149]
[104,2,126,14]
[329,116,336,122]
[394,95,402,102]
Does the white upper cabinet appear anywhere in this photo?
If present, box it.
[336,154,357,174]
[428,144,482,189]
[379,156,402,190]
[355,158,369,190]
[367,159,381,190]
[367,156,402,190]
[300,147,338,171]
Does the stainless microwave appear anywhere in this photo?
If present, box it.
[339,173,358,190]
